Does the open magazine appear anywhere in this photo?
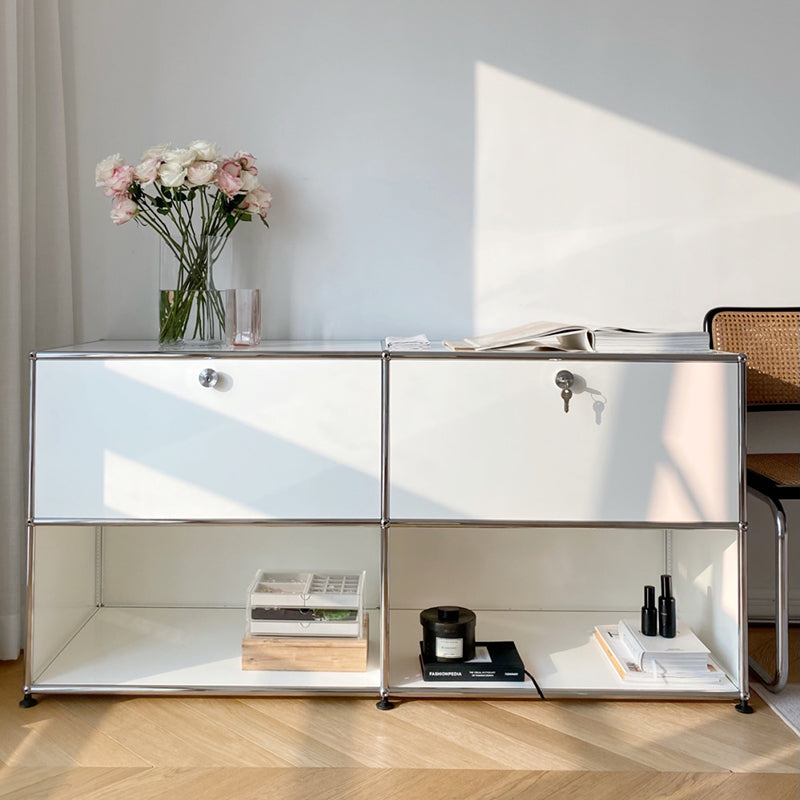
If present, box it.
[443,321,710,354]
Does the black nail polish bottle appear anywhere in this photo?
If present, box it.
[641,585,657,636]
[658,574,676,638]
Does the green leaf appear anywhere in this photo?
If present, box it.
[157,208,170,215]
[225,214,236,230]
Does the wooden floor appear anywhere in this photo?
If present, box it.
[1,631,798,800]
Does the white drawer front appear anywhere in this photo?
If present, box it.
[33,357,382,520]
[389,358,740,523]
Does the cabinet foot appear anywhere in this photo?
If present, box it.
[376,694,394,711]
[735,698,754,714]
[19,693,38,709]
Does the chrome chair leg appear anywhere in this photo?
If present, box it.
[748,486,789,693]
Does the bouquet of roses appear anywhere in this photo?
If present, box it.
[95,139,271,342]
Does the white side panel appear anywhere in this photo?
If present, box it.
[672,529,740,681]
[31,526,97,680]
[389,358,739,523]
[33,358,382,520]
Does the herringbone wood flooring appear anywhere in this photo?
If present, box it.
[1,639,798,800]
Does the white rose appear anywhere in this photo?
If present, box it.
[141,144,171,161]
[95,153,123,186]
[162,148,195,168]
[186,161,218,186]
[158,160,187,187]
[239,169,259,192]
[188,139,220,161]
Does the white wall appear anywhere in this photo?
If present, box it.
[62,0,799,343]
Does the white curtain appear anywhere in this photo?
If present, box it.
[0,0,75,661]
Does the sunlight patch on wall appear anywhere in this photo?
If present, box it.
[473,62,800,333]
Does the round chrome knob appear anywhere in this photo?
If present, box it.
[198,368,219,388]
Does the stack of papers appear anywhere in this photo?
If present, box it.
[384,334,431,351]
[594,622,725,686]
[616,618,710,675]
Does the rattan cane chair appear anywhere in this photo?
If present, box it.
[705,307,800,692]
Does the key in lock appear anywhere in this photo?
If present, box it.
[554,370,574,413]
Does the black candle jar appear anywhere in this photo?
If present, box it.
[420,606,476,662]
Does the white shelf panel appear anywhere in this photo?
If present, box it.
[34,607,380,692]
[389,610,738,696]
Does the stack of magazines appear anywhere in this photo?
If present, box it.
[444,321,710,354]
[592,329,710,353]
[594,619,725,685]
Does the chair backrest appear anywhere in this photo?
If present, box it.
[704,307,800,409]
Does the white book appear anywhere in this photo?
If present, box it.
[617,618,710,674]
[443,321,594,352]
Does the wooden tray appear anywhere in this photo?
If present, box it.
[242,614,368,672]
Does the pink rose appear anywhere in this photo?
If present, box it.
[110,196,138,225]
[134,157,161,185]
[216,165,244,197]
[186,160,218,186]
[234,151,256,170]
[220,159,242,178]
[242,187,272,218]
[103,164,135,197]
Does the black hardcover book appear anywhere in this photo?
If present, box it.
[419,640,526,682]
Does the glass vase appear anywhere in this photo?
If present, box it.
[158,235,231,347]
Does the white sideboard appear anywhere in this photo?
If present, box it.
[23,341,748,709]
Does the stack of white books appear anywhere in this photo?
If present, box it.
[594,620,725,686]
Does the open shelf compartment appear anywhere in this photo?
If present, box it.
[32,607,381,693]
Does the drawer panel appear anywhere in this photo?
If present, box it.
[33,357,382,520]
[388,358,741,523]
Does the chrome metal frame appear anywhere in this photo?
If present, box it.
[22,343,749,706]
[379,351,391,707]
[737,356,750,706]
[23,356,37,697]
[747,486,789,692]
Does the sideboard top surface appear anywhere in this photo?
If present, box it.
[33,340,743,362]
